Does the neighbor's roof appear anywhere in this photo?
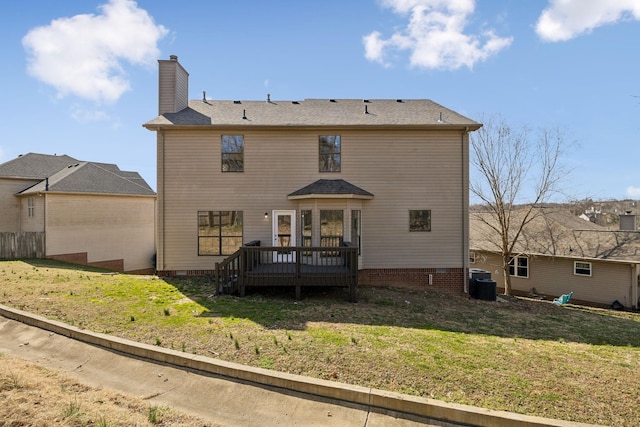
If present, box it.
[0,153,155,197]
[470,207,640,262]
[144,98,482,130]
[0,153,79,179]
[18,161,155,197]
[288,179,374,200]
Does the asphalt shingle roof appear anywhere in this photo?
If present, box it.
[0,153,155,197]
[0,153,78,179]
[470,208,640,262]
[288,179,374,199]
[144,98,482,129]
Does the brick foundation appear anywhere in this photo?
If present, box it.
[157,270,216,277]
[48,252,88,265]
[48,253,127,274]
[157,268,468,295]
[358,268,466,295]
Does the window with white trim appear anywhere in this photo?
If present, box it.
[574,261,592,276]
[27,197,35,217]
[509,256,528,278]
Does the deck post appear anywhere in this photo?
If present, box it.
[239,247,245,297]
[295,247,302,300]
[349,248,358,303]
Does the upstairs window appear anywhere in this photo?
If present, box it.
[319,135,341,172]
[509,256,528,278]
[198,211,243,255]
[574,261,592,276]
[222,135,244,172]
[409,210,431,232]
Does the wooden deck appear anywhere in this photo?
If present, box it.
[215,242,358,302]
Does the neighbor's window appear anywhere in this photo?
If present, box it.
[221,135,244,172]
[509,256,529,278]
[409,210,431,232]
[469,251,476,264]
[351,210,361,254]
[27,197,35,217]
[319,135,341,172]
[574,261,592,276]
[198,211,243,255]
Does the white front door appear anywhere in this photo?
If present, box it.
[272,210,296,262]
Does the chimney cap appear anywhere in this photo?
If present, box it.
[169,55,178,61]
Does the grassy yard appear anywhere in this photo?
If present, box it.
[1,259,639,426]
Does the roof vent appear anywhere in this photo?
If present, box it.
[396,99,403,103]
[364,105,369,114]
[292,101,300,104]
[437,112,445,123]
[267,93,271,103]
[233,100,241,104]
[363,99,370,103]
[329,99,336,103]
[242,109,247,120]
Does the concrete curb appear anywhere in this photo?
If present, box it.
[0,304,596,427]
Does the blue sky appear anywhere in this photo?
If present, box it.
[2,0,639,201]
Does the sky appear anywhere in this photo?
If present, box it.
[2,0,639,202]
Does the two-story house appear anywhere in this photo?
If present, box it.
[0,153,156,274]
[144,55,481,295]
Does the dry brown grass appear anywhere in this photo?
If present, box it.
[1,259,640,426]
[0,355,215,426]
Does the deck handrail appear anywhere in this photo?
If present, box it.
[214,248,242,294]
[217,241,358,301]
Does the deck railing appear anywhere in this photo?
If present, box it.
[215,241,358,302]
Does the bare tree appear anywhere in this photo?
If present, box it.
[470,116,567,295]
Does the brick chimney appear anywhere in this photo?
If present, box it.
[158,55,189,115]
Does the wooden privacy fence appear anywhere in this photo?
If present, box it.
[215,241,358,302]
[0,232,45,259]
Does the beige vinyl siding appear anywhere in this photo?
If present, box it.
[158,128,467,272]
[0,179,38,232]
[474,250,636,307]
[158,59,188,115]
[45,194,155,272]
[20,195,45,232]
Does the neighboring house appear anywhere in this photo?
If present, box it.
[143,55,482,294]
[470,208,640,309]
[0,153,156,274]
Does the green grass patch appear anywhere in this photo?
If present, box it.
[1,259,639,426]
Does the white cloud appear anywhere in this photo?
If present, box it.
[70,105,111,123]
[536,0,640,42]
[363,0,512,70]
[626,186,640,197]
[22,0,168,103]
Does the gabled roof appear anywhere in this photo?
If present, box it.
[17,161,155,197]
[288,179,374,200]
[0,153,79,179]
[144,98,481,130]
[470,207,640,262]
